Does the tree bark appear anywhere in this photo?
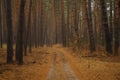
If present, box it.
[100,0,112,54]
[6,0,14,63]
[0,0,2,48]
[114,0,120,55]
[16,0,26,64]
[87,0,96,52]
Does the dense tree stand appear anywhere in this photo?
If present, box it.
[0,0,119,80]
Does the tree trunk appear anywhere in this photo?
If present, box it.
[24,0,32,55]
[0,0,2,48]
[61,0,66,47]
[87,0,96,52]
[114,0,120,55]
[16,0,26,64]
[28,0,32,53]
[6,0,14,63]
[100,0,112,54]
[109,0,113,43]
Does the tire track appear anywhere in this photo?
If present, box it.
[61,53,79,80]
[47,52,56,80]
[47,51,79,80]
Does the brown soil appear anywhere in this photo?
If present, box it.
[0,45,120,80]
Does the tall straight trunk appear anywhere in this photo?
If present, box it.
[0,0,2,48]
[66,0,70,47]
[54,0,61,44]
[33,16,37,48]
[1,0,7,45]
[16,0,26,64]
[86,0,96,52]
[32,2,37,48]
[100,0,112,54]
[75,0,80,47]
[35,1,39,47]
[109,0,113,43]
[94,0,103,45]
[53,0,58,44]
[6,0,14,63]
[69,0,77,45]
[28,0,32,53]
[37,0,42,47]
[61,0,66,47]
[24,0,32,55]
[114,0,120,55]
[40,0,44,46]
[82,0,88,44]
[74,0,79,36]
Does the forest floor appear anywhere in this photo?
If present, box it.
[0,45,120,80]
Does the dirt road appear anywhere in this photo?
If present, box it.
[47,52,78,80]
[0,45,120,80]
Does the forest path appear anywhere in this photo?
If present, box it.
[0,45,120,80]
[46,50,79,80]
[0,45,80,80]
